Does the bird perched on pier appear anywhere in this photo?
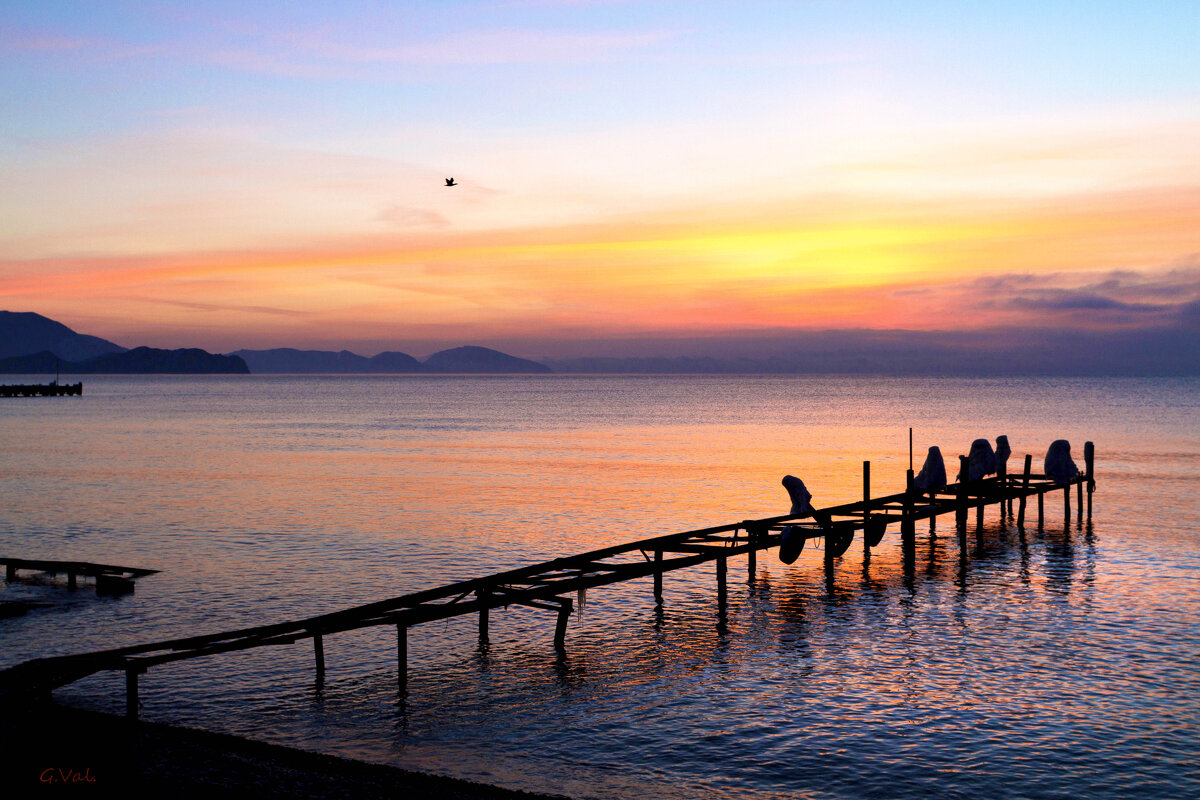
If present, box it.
[444,177,456,186]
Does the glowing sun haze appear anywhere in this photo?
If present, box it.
[2,1,1198,358]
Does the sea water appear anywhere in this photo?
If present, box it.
[1,375,1198,799]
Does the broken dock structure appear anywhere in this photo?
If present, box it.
[0,382,82,397]
[1,558,158,595]
[0,437,1096,720]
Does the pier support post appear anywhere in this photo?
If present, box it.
[1037,489,1044,529]
[901,469,915,540]
[746,525,756,582]
[67,571,77,591]
[653,551,663,603]
[125,666,142,720]
[5,563,15,581]
[998,460,1008,518]
[1064,486,1071,522]
[313,633,325,679]
[397,623,408,693]
[554,599,573,648]
[716,556,727,611]
[477,587,490,642]
[956,456,969,527]
[862,461,872,554]
[1017,454,1032,528]
[1085,441,1095,520]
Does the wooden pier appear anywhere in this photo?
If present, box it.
[1,558,158,595]
[0,439,1095,719]
[0,382,82,397]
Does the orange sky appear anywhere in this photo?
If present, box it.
[4,183,1198,355]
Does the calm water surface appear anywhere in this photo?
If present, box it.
[1,375,1198,799]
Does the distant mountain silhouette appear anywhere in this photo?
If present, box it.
[0,347,248,374]
[232,346,551,373]
[368,351,424,372]
[423,346,552,373]
[232,348,370,373]
[231,348,424,373]
[0,311,126,361]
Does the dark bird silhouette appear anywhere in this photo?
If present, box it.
[445,177,456,186]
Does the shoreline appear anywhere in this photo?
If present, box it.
[2,700,572,799]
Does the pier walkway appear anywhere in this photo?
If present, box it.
[0,440,1096,718]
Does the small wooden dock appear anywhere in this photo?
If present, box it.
[0,438,1096,719]
[1,558,158,594]
[0,382,82,397]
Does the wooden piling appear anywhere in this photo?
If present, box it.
[901,469,915,539]
[957,456,969,526]
[1017,454,1032,528]
[313,633,325,678]
[67,571,77,591]
[863,461,872,553]
[1076,478,1084,523]
[716,556,727,609]
[1037,489,1044,528]
[1085,441,1095,520]
[1064,486,1071,522]
[653,550,663,603]
[396,623,408,692]
[477,587,489,641]
[4,564,15,581]
[746,525,756,581]
[554,600,572,647]
[997,460,1007,518]
[125,667,140,720]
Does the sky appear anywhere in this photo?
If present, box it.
[1,0,1198,358]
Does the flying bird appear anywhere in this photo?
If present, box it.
[444,177,456,186]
